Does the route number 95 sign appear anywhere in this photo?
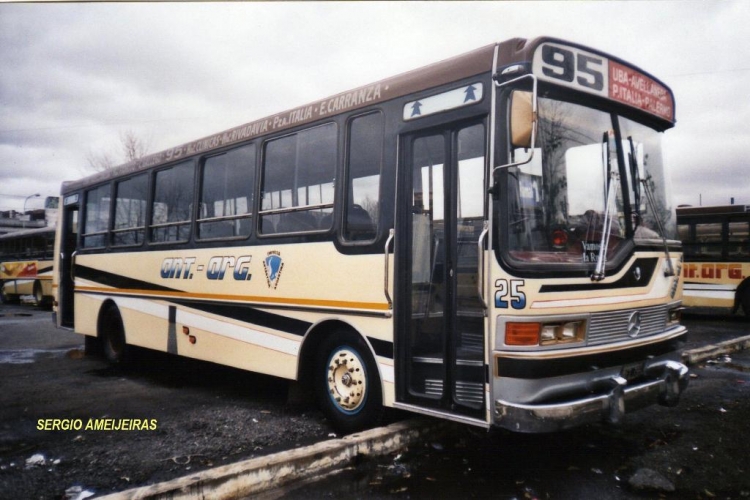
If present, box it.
[532,42,674,123]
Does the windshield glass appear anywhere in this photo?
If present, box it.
[619,116,677,241]
[502,94,676,268]
[504,97,626,264]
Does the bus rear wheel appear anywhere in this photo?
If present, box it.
[0,281,18,304]
[100,306,129,365]
[315,331,383,434]
[33,281,50,309]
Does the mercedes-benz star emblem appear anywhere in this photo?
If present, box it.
[627,311,642,338]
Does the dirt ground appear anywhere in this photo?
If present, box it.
[0,306,333,499]
[284,351,750,500]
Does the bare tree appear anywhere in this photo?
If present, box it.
[120,130,151,163]
[85,130,152,173]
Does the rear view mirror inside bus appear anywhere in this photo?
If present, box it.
[511,91,533,149]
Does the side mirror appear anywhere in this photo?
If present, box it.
[510,91,533,149]
[492,74,538,175]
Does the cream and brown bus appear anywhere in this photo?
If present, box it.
[677,204,750,315]
[1,226,55,307]
[54,37,689,433]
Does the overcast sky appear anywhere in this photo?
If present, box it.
[1,1,748,213]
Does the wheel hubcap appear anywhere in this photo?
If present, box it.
[327,348,366,412]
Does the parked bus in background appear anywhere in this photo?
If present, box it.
[54,37,688,433]
[677,204,750,315]
[0,226,56,307]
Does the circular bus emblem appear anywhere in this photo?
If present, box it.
[627,311,642,338]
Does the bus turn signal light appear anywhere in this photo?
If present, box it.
[505,322,541,346]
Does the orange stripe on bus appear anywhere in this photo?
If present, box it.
[74,286,391,311]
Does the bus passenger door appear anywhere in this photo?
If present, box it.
[396,121,487,419]
[59,201,79,328]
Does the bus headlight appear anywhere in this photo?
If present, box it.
[540,321,586,345]
[505,320,586,347]
[667,307,683,327]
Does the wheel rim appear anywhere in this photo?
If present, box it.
[326,347,367,414]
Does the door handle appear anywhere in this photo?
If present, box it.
[477,222,489,310]
[383,228,394,309]
[70,251,78,284]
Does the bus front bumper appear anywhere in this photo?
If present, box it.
[494,360,689,433]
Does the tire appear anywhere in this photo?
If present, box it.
[315,331,383,434]
[100,306,129,365]
[33,281,49,309]
[742,288,750,319]
[84,334,102,356]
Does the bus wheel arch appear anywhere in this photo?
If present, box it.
[300,321,384,433]
[97,300,129,364]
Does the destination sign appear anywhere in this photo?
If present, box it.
[532,42,674,123]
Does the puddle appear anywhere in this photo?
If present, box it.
[0,348,76,365]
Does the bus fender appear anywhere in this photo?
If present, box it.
[297,319,385,397]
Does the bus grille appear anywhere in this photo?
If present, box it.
[587,304,668,346]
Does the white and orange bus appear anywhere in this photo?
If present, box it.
[677,204,750,315]
[54,37,688,433]
[1,226,55,307]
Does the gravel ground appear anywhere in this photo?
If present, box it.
[0,306,333,499]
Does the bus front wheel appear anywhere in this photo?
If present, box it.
[315,331,383,434]
[742,288,750,318]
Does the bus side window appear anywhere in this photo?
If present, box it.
[82,184,111,249]
[198,144,255,240]
[728,220,749,258]
[344,112,383,242]
[260,123,337,234]
[695,222,722,258]
[150,161,194,243]
[113,173,148,246]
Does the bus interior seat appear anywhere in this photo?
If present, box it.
[345,205,375,240]
[277,211,318,233]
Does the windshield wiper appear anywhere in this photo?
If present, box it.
[592,131,618,282]
[627,136,675,277]
[640,178,675,277]
[628,137,641,221]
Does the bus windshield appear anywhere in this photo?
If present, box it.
[503,96,675,267]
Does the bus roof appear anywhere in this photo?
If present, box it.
[677,205,750,217]
[62,36,675,194]
[0,225,56,241]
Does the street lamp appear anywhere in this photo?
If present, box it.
[24,193,40,213]
[22,193,40,228]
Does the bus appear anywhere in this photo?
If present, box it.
[1,226,56,307]
[677,204,750,315]
[54,36,689,433]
